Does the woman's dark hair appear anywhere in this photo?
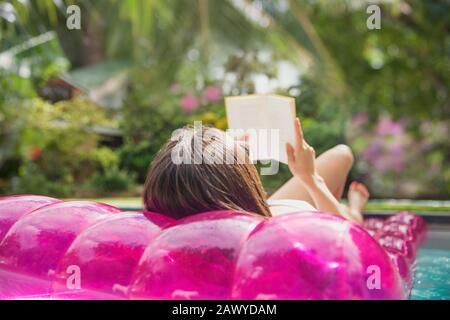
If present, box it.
[143,126,271,219]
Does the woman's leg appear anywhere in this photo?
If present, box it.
[269,144,354,205]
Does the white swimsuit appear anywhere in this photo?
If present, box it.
[267,199,317,212]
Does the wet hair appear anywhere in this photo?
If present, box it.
[143,126,271,219]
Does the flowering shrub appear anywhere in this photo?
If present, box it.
[120,80,228,182]
[349,113,449,198]
[7,97,134,197]
[179,86,223,113]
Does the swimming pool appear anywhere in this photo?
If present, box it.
[410,225,450,300]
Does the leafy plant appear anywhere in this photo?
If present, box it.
[4,97,123,196]
[87,167,136,193]
[11,161,74,197]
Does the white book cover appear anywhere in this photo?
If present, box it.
[225,95,296,164]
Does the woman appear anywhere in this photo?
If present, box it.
[144,118,369,223]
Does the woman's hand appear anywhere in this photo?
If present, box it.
[285,118,362,223]
[286,118,317,180]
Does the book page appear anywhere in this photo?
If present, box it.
[225,95,269,131]
[225,95,296,164]
[267,95,296,164]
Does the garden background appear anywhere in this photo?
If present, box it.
[0,0,449,206]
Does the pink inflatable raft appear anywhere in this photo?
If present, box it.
[0,195,425,300]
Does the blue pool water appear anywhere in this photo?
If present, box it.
[410,248,450,300]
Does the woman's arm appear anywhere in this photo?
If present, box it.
[286,118,359,222]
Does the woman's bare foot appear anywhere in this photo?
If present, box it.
[347,181,370,222]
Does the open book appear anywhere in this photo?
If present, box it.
[225,95,296,164]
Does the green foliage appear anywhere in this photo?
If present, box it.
[2,0,449,199]
[0,32,69,183]
[87,167,136,193]
[4,97,129,197]
[11,161,74,197]
[302,0,449,121]
[119,86,186,182]
[84,147,137,194]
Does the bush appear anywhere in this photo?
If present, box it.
[349,113,450,199]
[3,97,128,196]
[11,162,74,197]
[120,75,228,182]
[87,167,136,193]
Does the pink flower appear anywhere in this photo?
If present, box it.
[390,144,406,172]
[362,141,383,162]
[363,139,408,173]
[203,86,222,103]
[352,112,368,127]
[180,95,200,113]
[376,116,404,136]
[372,155,392,173]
